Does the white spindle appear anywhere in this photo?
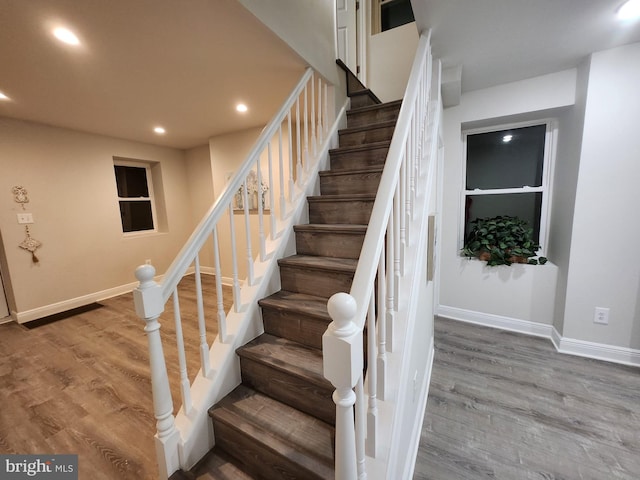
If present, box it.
[194,256,211,377]
[317,77,324,145]
[239,178,254,287]
[377,248,388,399]
[279,124,286,219]
[324,293,362,480]
[399,158,407,274]
[172,289,192,416]
[133,264,180,479]
[365,293,378,458]
[287,111,297,203]
[393,183,401,314]
[303,82,309,176]
[355,374,367,479]
[311,75,317,157]
[212,227,227,343]
[267,143,277,239]
[257,159,267,261]
[323,83,329,136]
[294,98,300,197]
[228,204,241,312]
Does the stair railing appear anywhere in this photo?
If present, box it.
[323,31,441,479]
[133,67,337,479]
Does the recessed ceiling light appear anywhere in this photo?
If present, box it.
[0,91,10,101]
[502,134,513,143]
[236,103,248,113]
[53,27,80,46]
[618,0,640,20]
[153,126,166,135]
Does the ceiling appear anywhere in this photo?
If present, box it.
[2,1,640,150]
[0,0,306,149]
[411,0,640,93]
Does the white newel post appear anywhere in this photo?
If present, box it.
[323,293,363,480]
[134,264,181,480]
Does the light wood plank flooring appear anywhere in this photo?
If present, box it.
[414,317,640,480]
[0,274,231,480]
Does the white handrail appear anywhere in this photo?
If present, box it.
[324,31,440,479]
[158,68,314,302]
[133,67,334,479]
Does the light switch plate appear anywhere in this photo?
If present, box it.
[17,213,34,224]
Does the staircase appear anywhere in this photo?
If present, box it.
[172,90,402,479]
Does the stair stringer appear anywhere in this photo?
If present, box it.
[173,100,349,472]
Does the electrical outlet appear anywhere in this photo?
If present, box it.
[594,307,609,325]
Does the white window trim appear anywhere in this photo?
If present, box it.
[459,118,558,257]
[114,158,158,236]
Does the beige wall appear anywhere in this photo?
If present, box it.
[0,117,196,320]
[368,22,419,102]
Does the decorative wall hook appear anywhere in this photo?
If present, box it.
[12,186,29,210]
[19,225,41,263]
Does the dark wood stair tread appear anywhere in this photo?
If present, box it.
[186,447,254,480]
[307,193,376,202]
[293,223,367,234]
[329,139,391,156]
[237,333,329,387]
[339,119,397,135]
[258,290,331,320]
[210,385,335,479]
[319,166,384,177]
[278,254,358,274]
[348,99,402,114]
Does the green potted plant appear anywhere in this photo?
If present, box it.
[462,215,548,266]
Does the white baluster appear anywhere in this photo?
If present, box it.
[287,111,297,203]
[365,293,378,458]
[242,178,255,286]
[172,289,192,416]
[324,83,329,136]
[355,374,367,479]
[212,227,227,343]
[377,249,388,399]
[194,256,211,377]
[257,158,267,261]
[267,142,277,240]
[399,158,407,275]
[317,77,324,145]
[311,74,317,158]
[303,82,309,177]
[279,124,286,220]
[393,183,401,313]
[228,204,241,312]
[133,264,180,479]
[323,293,362,480]
[293,98,300,197]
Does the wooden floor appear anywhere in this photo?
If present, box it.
[414,317,640,480]
[0,274,232,480]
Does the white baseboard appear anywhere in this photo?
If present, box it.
[437,305,553,338]
[15,270,234,324]
[437,305,640,368]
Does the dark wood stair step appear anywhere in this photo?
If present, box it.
[329,140,390,171]
[174,447,254,480]
[294,223,367,259]
[237,334,334,423]
[308,194,375,225]
[209,385,334,480]
[349,89,381,108]
[319,167,383,196]
[278,254,357,298]
[338,120,396,147]
[347,99,402,128]
[259,290,331,349]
